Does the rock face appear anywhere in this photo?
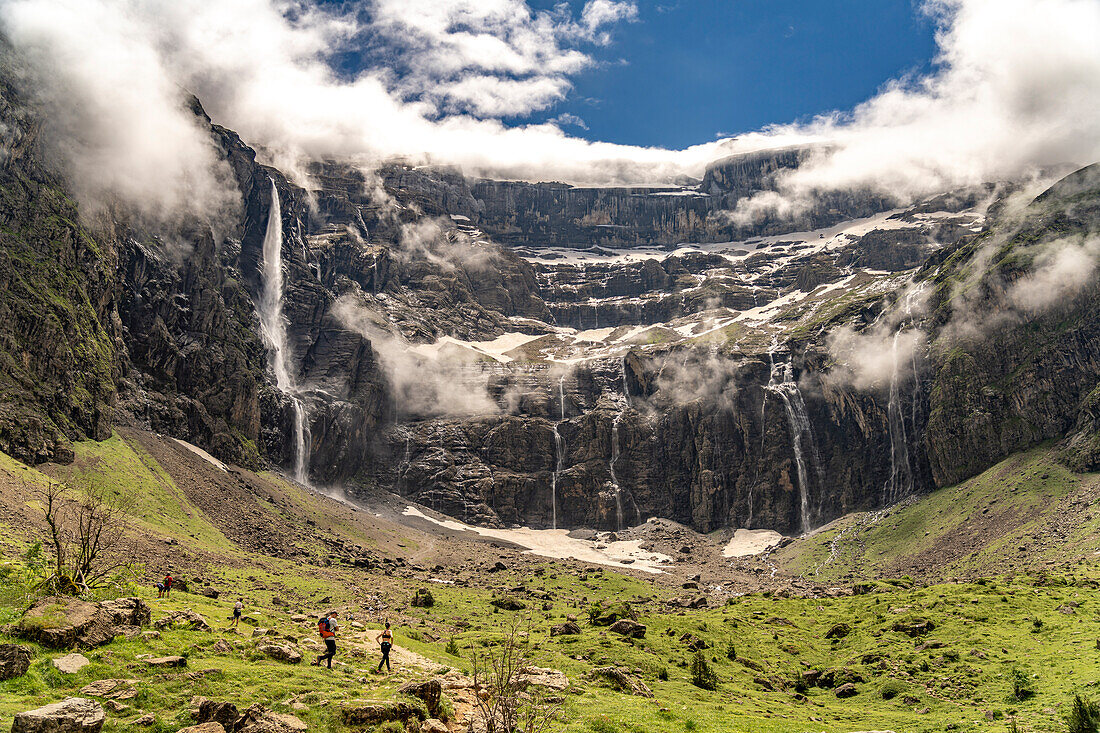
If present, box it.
[397,679,443,719]
[4,44,1100,547]
[51,654,90,674]
[11,698,105,733]
[609,620,646,639]
[0,643,32,680]
[17,597,100,648]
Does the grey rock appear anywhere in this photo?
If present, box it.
[12,698,105,733]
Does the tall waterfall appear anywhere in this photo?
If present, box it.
[609,408,625,530]
[257,179,311,484]
[764,341,824,535]
[884,332,913,505]
[549,375,567,529]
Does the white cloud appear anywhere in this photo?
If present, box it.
[1,0,1097,222]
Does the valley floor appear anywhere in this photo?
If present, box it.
[2,429,1100,733]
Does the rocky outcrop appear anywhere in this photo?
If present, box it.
[11,698,105,733]
[0,644,31,679]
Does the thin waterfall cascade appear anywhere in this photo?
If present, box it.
[763,339,825,536]
[551,424,564,529]
[620,355,631,404]
[609,406,626,531]
[558,376,566,420]
[257,179,311,484]
[882,284,927,506]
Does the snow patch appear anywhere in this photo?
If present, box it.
[402,506,672,573]
[722,528,784,558]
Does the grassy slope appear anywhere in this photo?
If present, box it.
[4,437,1100,732]
[777,447,1100,583]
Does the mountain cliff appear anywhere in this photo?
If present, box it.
[1,57,1097,538]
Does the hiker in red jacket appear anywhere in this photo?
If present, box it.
[163,573,173,599]
[311,611,338,669]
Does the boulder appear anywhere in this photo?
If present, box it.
[96,598,151,627]
[609,620,646,639]
[593,602,635,626]
[134,714,155,726]
[52,653,91,674]
[825,623,851,639]
[145,656,186,668]
[341,702,426,726]
[239,712,308,733]
[489,597,525,611]
[678,632,707,650]
[177,724,226,733]
[411,589,435,608]
[397,679,442,718]
[155,610,211,632]
[834,683,859,698]
[251,629,270,638]
[212,639,234,654]
[0,643,32,680]
[590,667,653,698]
[101,701,129,715]
[193,587,220,599]
[892,619,935,637]
[11,698,105,733]
[420,720,448,733]
[515,666,569,692]
[79,679,138,700]
[257,644,302,664]
[549,622,581,637]
[16,596,100,648]
[197,701,240,732]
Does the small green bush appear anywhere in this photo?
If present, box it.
[444,637,460,656]
[880,680,907,700]
[1010,668,1035,701]
[657,667,668,681]
[725,640,736,661]
[690,651,718,691]
[1067,694,1100,733]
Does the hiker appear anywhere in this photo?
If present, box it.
[376,621,393,673]
[312,611,338,668]
[231,597,243,628]
[155,580,165,598]
[162,573,173,598]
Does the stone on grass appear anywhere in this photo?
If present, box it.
[515,667,569,692]
[52,654,91,674]
[101,701,129,714]
[251,628,270,638]
[549,622,581,637]
[420,720,448,733]
[16,597,100,648]
[590,667,652,698]
[79,679,138,700]
[397,679,442,718]
[891,619,935,637]
[140,631,160,642]
[678,632,707,650]
[12,697,105,733]
[609,620,646,639]
[257,644,302,664]
[145,656,186,668]
[134,714,155,726]
[825,623,851,639]
[489,597,525,611]
[177,724,227,733]
[212,639,234,654]
[341,702,426,726]
[834,683,859,698]
[197,701,239,732]
[155,610,211,632]
[0,643,32,680]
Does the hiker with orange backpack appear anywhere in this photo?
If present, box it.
[311,611,338,668]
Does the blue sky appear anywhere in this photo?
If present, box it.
[525,0,939,148]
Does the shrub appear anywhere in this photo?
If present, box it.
[445,637,460,656]
[656,667,668,681]
[880,680,907,700]
[725,640,737,661]
[1067,694,1100,733]
[690,651,718,691]
[1031,617,1044,633]
[684,721,697,732]
[381,722,403,733]
[1010,668,1035,701]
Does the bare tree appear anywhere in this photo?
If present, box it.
[470,617,563,733]
[26,477,132,594]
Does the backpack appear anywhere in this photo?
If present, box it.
[318,617,333,638]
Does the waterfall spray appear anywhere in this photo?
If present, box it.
[257,179,311,484]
